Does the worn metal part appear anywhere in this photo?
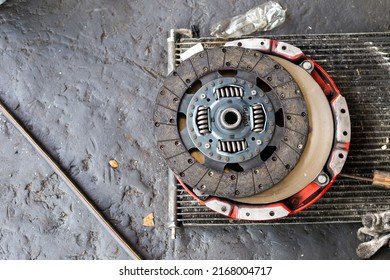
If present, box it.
[327,94,351,178]
[316,173,330,187]
[215,85,244,99]
[218,139,248,153]
[219,107,242,130]
[167,29,176,75]
[0,100,142,260]
[157,35,350,221]
[223,39,306,62]
[224,38,272,51]
[167,169,179,239]
[251,104,266,132]
[166,29,181,239]
[195,106,210,134]
[174,32,390,226]
[300,60,314,73]
[235,204,290,221]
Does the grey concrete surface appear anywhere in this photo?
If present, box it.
[0,0,389,260]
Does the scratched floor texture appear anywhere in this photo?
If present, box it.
[0,0,389,260]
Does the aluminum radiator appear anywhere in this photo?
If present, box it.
[169,32,390,227]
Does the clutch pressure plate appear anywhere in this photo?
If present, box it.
[154,38,351,221]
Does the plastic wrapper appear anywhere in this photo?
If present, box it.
[210,1,286,38]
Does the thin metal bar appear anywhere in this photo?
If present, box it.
[168,169,179,239]
[166,29,179,239]
[167,29,176,75]
[0,100,142,260]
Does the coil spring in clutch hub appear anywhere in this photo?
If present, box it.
[196,106,210,134]
[215,86,244,99]
[252,104,265,132]
[218,139,248,153]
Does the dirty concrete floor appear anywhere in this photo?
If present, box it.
[0,0,389,260]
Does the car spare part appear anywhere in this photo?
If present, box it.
[154,37,351,222]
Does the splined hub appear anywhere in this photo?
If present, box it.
[219,107,242,130]
[155,46,309,199]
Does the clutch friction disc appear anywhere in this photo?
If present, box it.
[154,38,350,221]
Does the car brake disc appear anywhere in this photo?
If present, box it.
[154,38,351,221]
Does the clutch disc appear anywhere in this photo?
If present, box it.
[154,38,351,221]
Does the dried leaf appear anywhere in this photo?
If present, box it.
[143,213,155,227]
[109,159,119,169]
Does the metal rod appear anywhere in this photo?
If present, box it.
[339,173,373,182]
[167,29,176,75]
[167,169,179,239]
[0,100,142,260]
[166,29,179,239]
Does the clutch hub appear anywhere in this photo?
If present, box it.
[154,38,351,221]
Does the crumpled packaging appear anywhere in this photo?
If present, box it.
[356,211,390,259]
[210,1,286,38]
